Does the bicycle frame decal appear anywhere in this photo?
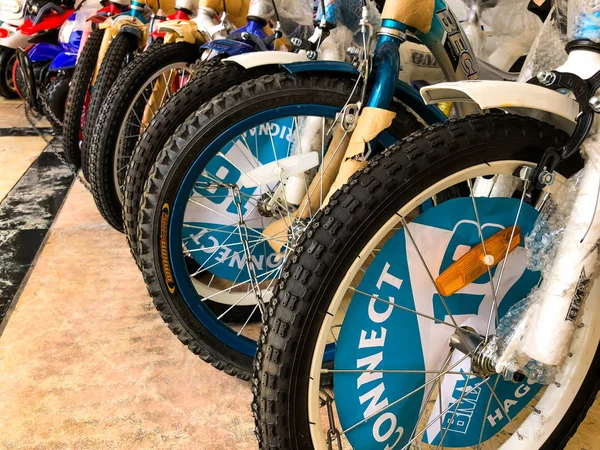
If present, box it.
[365,0,478,116]
[417,0,478,82]
[333,198,541,449]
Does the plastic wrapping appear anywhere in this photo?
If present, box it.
[74,0,102,30]
[499,171,584,382]
[489,293,559,384]
[518,4,568,81]
[318,0,382,41]
[318,24,354,61]
[447,0,542,70]
[526,170,585,272]
[491,162,598,384]
[248,0,314,40]
[568,0,600,41]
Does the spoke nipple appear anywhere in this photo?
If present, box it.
[482,254,495,266]
[555,382,561,388]
[532,407,541,415]
[518,434,524,441]
[568,352,573,357]
[578,323,585,328]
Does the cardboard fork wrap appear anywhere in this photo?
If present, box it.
[263,126,350,252]
[322,107,396,206]
[147,0,177,15]
[141,73,171,127]
[263,107,395,252]
[382,0,435,34]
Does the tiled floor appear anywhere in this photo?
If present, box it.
[0,181,257,450]
[0,137,47,202]
[0,100,597,449]
[0,97,50,130]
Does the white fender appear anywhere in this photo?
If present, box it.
[421,80,580,133]
[0,24,29,49]
[222,51,309,69]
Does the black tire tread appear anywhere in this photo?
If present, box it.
[137,72,421,381]
[87,41,199,231]
[41,72,71,134]
[123,58,279,267]
[83,32,137,179]
[252,113,598,450]
[62,28,104,168]
[0,47,17,99]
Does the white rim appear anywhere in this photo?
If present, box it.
[306,161,600,449]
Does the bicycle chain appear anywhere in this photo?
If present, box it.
[38,87,64,129]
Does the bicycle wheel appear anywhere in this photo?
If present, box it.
[88,41,198,231]
[138,72,423,380]
[63,28,104,168]
[41,71,71,134]
[0,47,17,99]
[82,31,137,179]
[254,114,598,449]
[124,59,281,268]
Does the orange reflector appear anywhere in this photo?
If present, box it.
[435,226,521,297]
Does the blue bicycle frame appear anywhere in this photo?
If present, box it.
[319,0,478,119]
[375,0,478,110]
[200,17,279,57]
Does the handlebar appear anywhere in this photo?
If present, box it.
[31,2,66,25]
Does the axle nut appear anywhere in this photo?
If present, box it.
[538,170,555,186]
[537,71,556,86]
[590,96,600,113]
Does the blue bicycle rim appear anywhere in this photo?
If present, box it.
[169,105,397,359]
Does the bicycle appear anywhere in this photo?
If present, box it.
[254,0,599,448]
[132,0,513,381]
[85,0,299,232]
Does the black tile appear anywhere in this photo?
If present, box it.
[0,127,54,137]
[0,228,48,324]
[0,141,74,326]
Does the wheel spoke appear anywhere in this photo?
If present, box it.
[489,184,528,337]
[349,287,482,338]
[200,267,280,302]
[401,377,490,450]
[216,288,253,320]
[466,179,500,337]
[412,351,453,442]
[236,304,260,336]
[340,353,471,437]
[436,374,473,449]
[477,376,501,449]
[190,230,279,278]
[215,151,292,223]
